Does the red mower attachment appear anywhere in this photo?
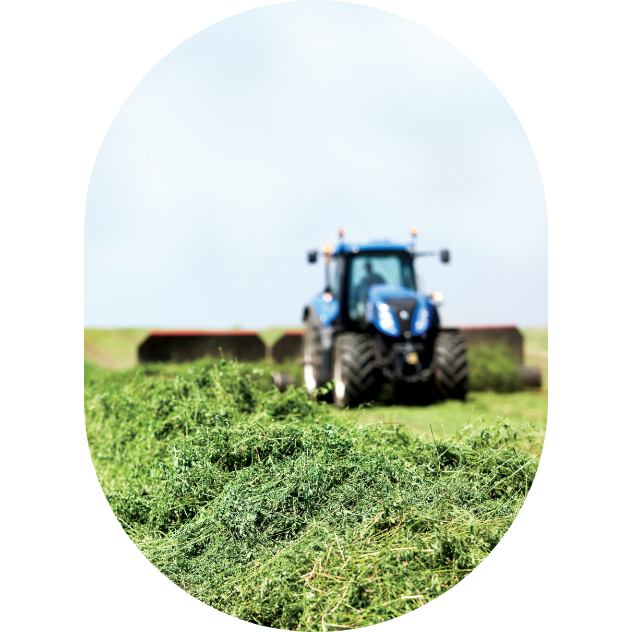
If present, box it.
[138,330,266,363]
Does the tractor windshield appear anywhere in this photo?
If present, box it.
[347,253,416,321]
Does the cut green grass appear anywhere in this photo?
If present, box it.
[85,359,545,630]
[344,391,547,457]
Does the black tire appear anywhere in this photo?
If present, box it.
[332,333,382,407]
[302,315,331,396]
[434,331,468,400]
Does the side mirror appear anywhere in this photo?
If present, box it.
[440,249,450,263]
[307,250,318,263]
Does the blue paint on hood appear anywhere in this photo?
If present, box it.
[366,284,435,337]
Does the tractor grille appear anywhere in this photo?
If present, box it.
[384,298,418,335]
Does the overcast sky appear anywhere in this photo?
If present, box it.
[84,0,547,330]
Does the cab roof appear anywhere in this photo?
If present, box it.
[335,240,412,255]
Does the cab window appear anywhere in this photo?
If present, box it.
[347,254,415,320]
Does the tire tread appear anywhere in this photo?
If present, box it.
[434,331,468,400]
[334,333,381,406]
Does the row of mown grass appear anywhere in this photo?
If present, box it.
[85,359,543,630]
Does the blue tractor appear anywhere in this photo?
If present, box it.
[303,228,468,406]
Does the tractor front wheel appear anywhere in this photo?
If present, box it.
[332,333,382,407]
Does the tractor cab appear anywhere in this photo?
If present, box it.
[339,243,421,333]
[307,237,443,339]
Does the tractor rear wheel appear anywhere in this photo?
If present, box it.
[434,331,468,400]
[332,333,382,407]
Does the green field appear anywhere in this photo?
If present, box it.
[84,328,149,369]
[85,326,547,380]
[522,327,549,389]
[84,328,546,629]
[84,327,547,442]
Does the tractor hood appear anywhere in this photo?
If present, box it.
[366,284,435,337]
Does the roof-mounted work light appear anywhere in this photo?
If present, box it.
[408,226,419,253]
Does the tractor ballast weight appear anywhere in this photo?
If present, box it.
[302,232,467,406]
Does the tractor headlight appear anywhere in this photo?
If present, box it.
[376,302,399,336]
[413,307,430,334]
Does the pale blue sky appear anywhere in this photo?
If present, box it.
[84,0,547,329]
